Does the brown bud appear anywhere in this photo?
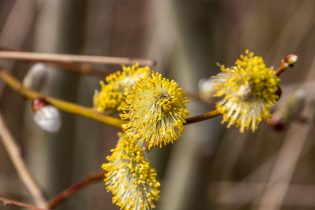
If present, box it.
[282,54,298,67]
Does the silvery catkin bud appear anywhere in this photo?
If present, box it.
[198,78,215,102]
[32,98,61,133]
[271,89,305,130]
[23,63,48,91]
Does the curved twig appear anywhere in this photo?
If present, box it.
[47,172,104,209]
[0,114,47,208]
[0,196,46,210]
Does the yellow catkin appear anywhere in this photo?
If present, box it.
[102,133,160,210]
[94,64,150,113]
[120,72,189,150]
[212,50,280,132]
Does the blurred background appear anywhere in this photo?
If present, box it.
[0,0,315,210]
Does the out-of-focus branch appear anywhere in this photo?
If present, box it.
[0,70,124,128]
[255,118,313,210]
[0,196,45,210]
[40,62,114,77]
[47,172,104,209]
[0,48,114,77]
[213,182,315,207]
[0,114,47,208]
[0,51,155,67]
[184,90,213,106]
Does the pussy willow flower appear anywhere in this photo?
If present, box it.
[212,50,280,132]
[102,133,160,210]
[120,72,189,149]
[94,64,150,113]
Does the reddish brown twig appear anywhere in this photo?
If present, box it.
[0,196,46,210]
[47,172,104,209]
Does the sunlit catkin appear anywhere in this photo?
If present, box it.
[212,50,280,132]
[94,64,150,113]
[120,72,189,149]
[102,133,160,210]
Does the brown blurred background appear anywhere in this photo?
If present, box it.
[0,0,315,210]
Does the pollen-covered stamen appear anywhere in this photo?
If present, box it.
[120,72,189,149]
[235,84,253,101]
[212,50,280,132]
[102,133,160,210]
[94,64,151,113]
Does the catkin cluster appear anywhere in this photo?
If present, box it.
[96,64,189,210]
[97,50,289,210]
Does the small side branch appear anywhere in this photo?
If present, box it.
[275,64,289,76]
[185,110,221,125]
[0,114,47,208]
[0,69,223,127]
[0,70,124,128]
[0,196,45,210]
[47,172,104,209]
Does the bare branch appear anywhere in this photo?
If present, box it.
[0,70,124,128]
[0,196,46,210]
[47,172,103,209]
[0,114,47,208]
[0,51,155,67]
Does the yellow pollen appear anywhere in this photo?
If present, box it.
[120,72,189,149]
[94,64,150,113]
[211,50,280,132]
[102,133,160,210]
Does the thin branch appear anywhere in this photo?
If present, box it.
[0,51,155,67]
[0,196,46,210]
[0,70,124,128]
[0,47,115,77]
[275,64,289,76]
[47,172,104,209]
[42,62,114,77]
[0,114,47,208]
[185,110,221,125]
[0,69,223,127]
